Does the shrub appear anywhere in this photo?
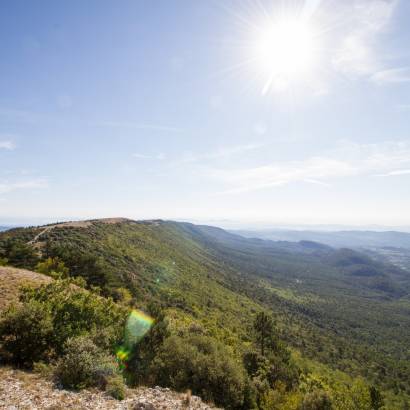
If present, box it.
[35,257,69,279]
[300,390,332,410]
[112,287,133,305]
[20,279,126,355]
[55,336,118,390]
[105,375,126,400]
[33,361,55,379]
[149,335,247,409]
[0,279,126,368]
[0,239,39,269]
[0,300,53,366]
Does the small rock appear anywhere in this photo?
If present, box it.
[133,402,156,410]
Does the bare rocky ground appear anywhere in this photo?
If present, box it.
[0,368,219,410]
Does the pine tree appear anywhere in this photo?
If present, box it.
[369,385,383,410]
[254,311,273,356]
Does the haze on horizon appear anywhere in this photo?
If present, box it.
[1,0,410,227]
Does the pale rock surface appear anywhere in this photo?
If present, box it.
[0,368,220,410]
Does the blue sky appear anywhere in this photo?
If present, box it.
[1,0,410,226]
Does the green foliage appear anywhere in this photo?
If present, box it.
[112,287,133,305]
[105,375,126,400]
[254,311,274,356]
[149,334,247,409]
[0,300,53,366]
[19,279,126,355]
[299,390,332,410]
[50,247,110,291]
[0,239,39,269]
[126,305,170,384]
[55,336,118,390]
[0,279,126,366]
[369,385,383,410]
[33,361,55,379]
[35,257,69,279]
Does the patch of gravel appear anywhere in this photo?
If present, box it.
[0,368,219,410]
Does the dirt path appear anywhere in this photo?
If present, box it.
[27,226,52,245]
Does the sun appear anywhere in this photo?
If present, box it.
[253,18,317,93]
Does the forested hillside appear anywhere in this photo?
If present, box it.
[1,218,409,409]
[232,229,410,249]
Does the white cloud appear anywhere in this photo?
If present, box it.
[0,141,16,150]
[209,157,355,194]
[0,178,49,195]
[370,67,410,85]
[207,140,410,194]
[331,0,397,77]
[375,169,410,177]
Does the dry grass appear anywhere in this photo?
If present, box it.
[0,266,51,312]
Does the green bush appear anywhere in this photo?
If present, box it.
[35,257,69,279]
[0,279,126,367]
[0,239,39,269]
[106,375,126,400]
[300,390,332,410]
[55,336,118,390]
[33,361,55,379]
[149,334,247,409]
[0,300,53,366]
[20,279,126,354]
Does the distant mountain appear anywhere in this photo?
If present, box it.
[231,228,410,249]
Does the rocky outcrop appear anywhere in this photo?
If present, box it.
[0,368,219,410]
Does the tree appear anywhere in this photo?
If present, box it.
[300,390,332,410]
[369,385,383,410]
[254,311,274,356]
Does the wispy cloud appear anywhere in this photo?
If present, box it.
[375,169,410,177]
[0,178,49,195]
[133,153,165,160]
[331,0,397,77]
[209,157,354,194]
[370,67,410,85]
[206,141,410,194]
[0,140,16,150]
[96,121,183,133]
[180,143,263,164]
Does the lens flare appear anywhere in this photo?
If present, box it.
[125,309,154,343]
[116,309,154,368]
